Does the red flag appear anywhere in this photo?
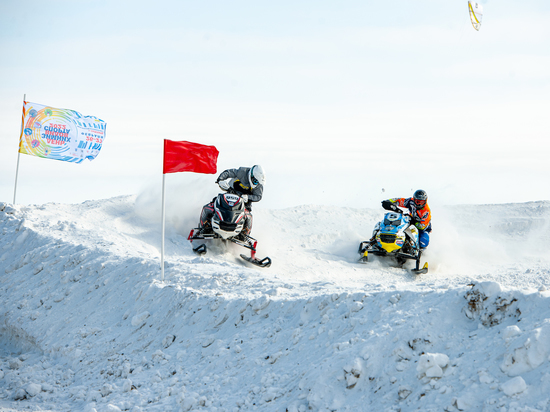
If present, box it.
[163,139,219,174]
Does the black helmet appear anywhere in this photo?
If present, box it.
[413,190,428,207]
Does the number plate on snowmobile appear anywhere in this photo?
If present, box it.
[224,194,240,206]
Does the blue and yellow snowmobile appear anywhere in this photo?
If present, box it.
[358,209,428,275]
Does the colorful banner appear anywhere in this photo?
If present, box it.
[19,101,107,163]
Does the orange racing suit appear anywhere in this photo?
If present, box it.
[384,197,432,248]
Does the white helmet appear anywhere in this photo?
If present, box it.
[249,165,266,188]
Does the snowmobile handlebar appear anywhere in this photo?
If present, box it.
[217,180,242,197]
[382,202,417,219]
[217,180,231,191]
[382,200,402,213]
[392,207,414,218]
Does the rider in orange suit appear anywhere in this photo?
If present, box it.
[382,189,432,249]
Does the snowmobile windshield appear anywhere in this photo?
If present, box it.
[217,194,245,212]
[383,216,402,227]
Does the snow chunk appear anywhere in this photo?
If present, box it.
[416,353,449,379]
[152,349,170,363]
[398,386,412,400]
[389,294,401,304]
[131,311,150,327]
[251,296,270,312]
[503,325,522,340]
[425,365,444,378]
[343,358,363,389]
[455,394,475,411]
[478,370,495,384]
[478,281,502,296]
[180,391,199,411]
[162,334,176,348]
[25,383,41,397]
[101,384,114,397]
[349,301,363,313]
[265,288,279,296]
[500,376,527,396]
[9,358,22,369]
[14,383,42,400]
[501,320,550,376]
[463,283,520,327]
[122,379,133,392]
[14,388,27,400]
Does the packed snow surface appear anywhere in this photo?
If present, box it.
[1,196,550,412]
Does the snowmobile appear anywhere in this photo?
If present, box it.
[187,181,272,268]
[358,208,428,275]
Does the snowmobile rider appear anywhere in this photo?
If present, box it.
[215,165,266,238]
[215,165,266,211]
[381,189,432,249]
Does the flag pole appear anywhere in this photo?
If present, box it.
[161,173,166,281]
[13,94,26,204]
[161,139,167,281]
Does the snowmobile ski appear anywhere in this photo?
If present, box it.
[188,227,272,268]
[192,243,207,255]
[358,241,370,263]
[412,262,428,275]
[238,238,272,268]
[240,254,272,268]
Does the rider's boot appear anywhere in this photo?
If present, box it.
[237,213,252,241]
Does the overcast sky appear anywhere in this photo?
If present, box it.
[1,0,549,209]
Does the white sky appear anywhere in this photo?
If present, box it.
[1,0,549,209]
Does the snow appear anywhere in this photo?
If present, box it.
[1,195,550,411]
[501,377,528,397]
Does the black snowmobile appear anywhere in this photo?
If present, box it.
[188,181,271,268]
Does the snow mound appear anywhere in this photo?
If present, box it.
[463,282,521,327]
[1,197,550,411]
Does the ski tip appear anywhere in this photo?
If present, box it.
[193,244,207,256]
[357,249,368,263]
[412,262,428,275]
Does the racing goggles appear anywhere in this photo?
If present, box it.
[414,198,426,207]
[251,176,259,186]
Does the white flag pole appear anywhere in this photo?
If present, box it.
[160,148,166,281]
[13,94,26,205]
[161,172,166,281]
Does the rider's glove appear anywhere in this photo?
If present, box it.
[241,194,248,203]
[382,200,397,211]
